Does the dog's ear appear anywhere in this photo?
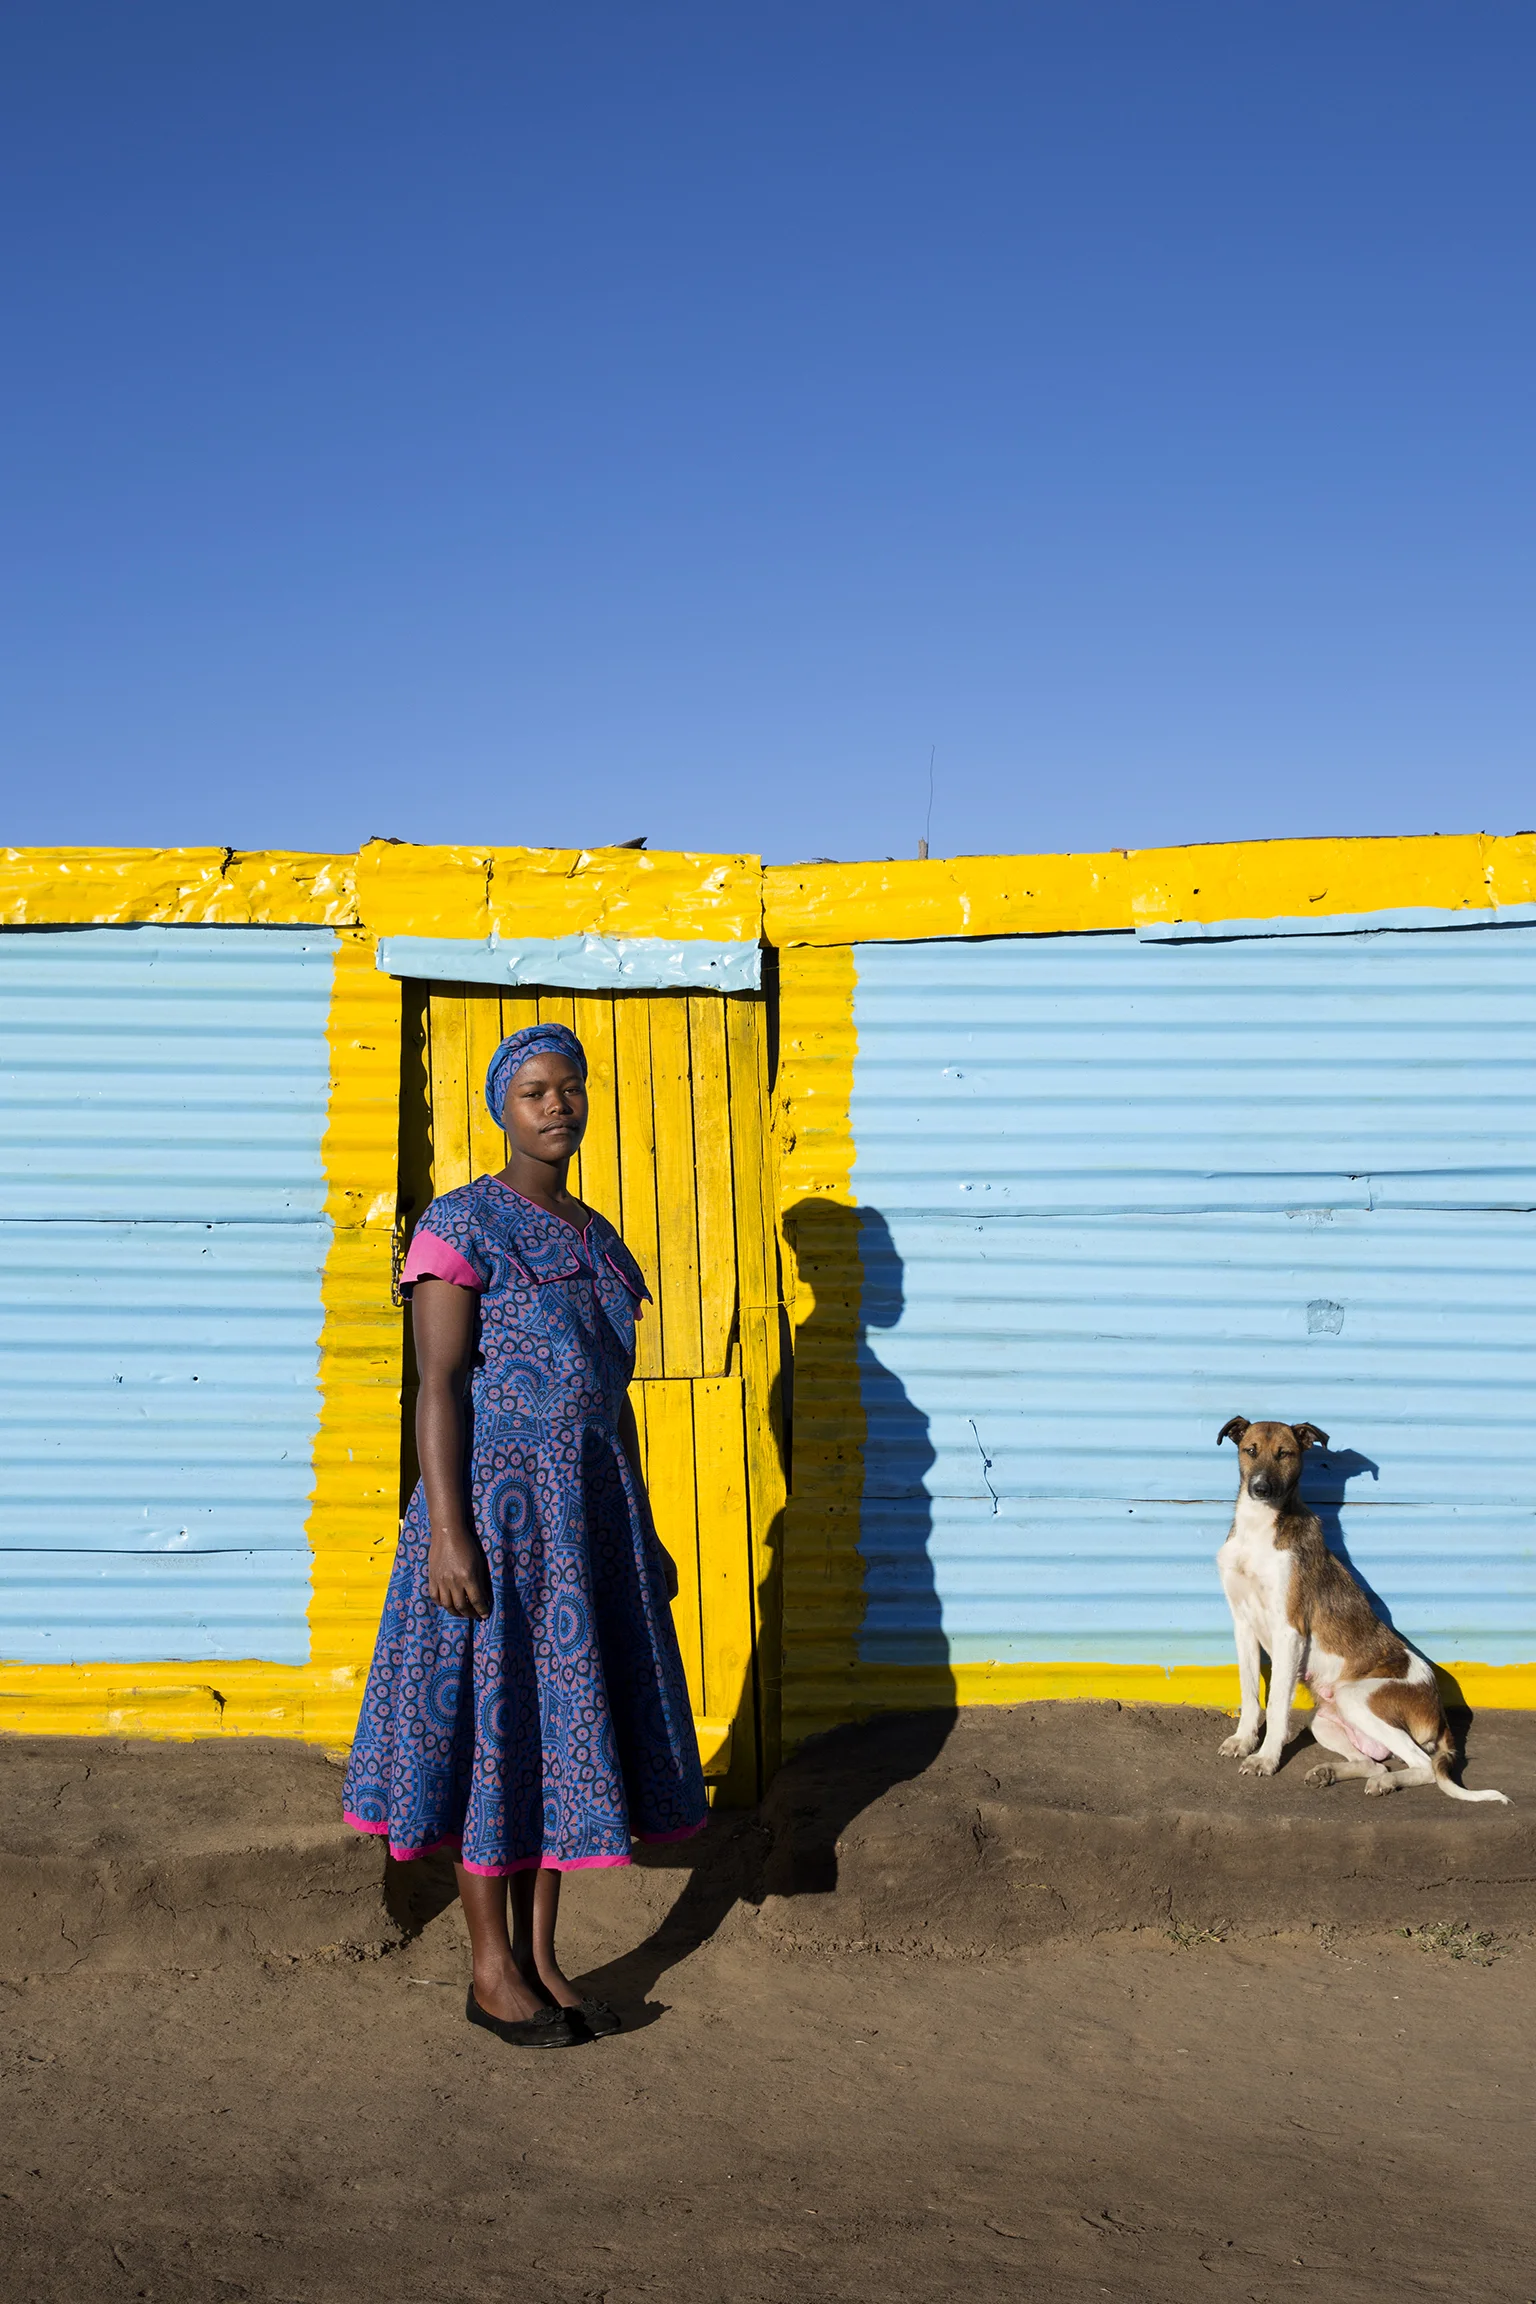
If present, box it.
[1217,1417,1250,1446]
[1292,1422,1330,1453]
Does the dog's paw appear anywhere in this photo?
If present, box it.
[1218,1733,1258,1759]
[1363,1772,1399,1797]
[1304,1763,1337,1789]
[1238,1751,1279,1778]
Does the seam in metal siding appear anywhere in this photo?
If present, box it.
[0,927,336,1665]
[849,926,1536,1674]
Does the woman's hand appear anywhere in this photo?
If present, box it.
[427,1525,491,1619]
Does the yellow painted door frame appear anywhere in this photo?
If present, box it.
[397,981,786,1803]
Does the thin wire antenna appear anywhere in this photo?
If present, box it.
[919,745,935,860]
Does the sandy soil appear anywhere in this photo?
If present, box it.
[5,1919,1533,2304]
[3,1708,1532,2304]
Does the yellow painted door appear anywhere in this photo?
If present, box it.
[397,983,785,1802]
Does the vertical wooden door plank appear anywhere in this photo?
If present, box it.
[689,997,737,1376]
[427,988,471,1192]
[693,1375,757,1802]
[648,997,703,1376]
[635,1379,703,1715]
[397,982,434,1227]
[466,989,509,1179]
[536,990,577,1037]
[627,1380,648,1481]
[498,990,541,1037]
[726,995,787,1784]
[573,995,621,1222]
[614,998,662,1379]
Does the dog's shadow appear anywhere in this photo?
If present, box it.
[1302,1446,1389,1607]
[1297,1443,1472,1732]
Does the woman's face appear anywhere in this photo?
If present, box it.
[502,1053,588,1163]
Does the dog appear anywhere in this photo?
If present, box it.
[1215,1417,1508,1803]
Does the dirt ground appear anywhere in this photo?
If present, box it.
[3,1705,1533,2304]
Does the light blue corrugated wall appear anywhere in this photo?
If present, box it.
[849,923,1536,1671]
[0,927,336,1664]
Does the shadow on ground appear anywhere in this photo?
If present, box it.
[377,1700,1533,2003]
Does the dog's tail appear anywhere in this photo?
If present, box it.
[1430,1724,1511,1806]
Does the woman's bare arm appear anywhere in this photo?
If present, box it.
[616,1393,680,1602]
[412,1278,490,1620]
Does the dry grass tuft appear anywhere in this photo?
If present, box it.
[1400,1920,1501,1966]
[1166,1921,1228,1949]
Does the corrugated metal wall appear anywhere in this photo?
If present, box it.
[0,927,336,1664]
[849,924,1536,1673]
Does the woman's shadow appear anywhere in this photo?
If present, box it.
[380,1199,958,2015]
[579,1201,954,2009]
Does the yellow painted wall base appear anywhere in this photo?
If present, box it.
[7,1656,1530,1755]
[0,1661,367,1747]
[783,1658,1536,1749]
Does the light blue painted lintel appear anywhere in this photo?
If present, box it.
[1135,901,1536,942]
[377,933,762,993]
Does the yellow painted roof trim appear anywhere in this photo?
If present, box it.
[8,832,1535,950]
[0,844,764,942]
[763,831,1536,946]
[355,841,763,943]
[0,848,359,926]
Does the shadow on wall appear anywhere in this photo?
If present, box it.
[856,1205,948,1673]
[573,1198,955,1997]
[1300,1443,1384,1603]
[1299,1440,1471,1719]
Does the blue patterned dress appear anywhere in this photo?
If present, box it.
[343,1178,707,1873]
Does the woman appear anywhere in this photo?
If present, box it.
[344,1020,707,2049]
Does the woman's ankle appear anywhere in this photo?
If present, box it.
[510,1949,554,2003]
[531,1955,582,2010]
[471,1956,544,2020]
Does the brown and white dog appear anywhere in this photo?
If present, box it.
[1215,1418,1509,1803]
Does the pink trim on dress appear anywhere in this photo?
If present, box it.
[344,1809,699,1872]
[400,1232,486,1291]
[604,1248,652,1314]
[343,1812,465,1863]
[458,1850,635,1876]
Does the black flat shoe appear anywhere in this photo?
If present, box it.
[575,1997,622,2037]
[465,1984,582,2048]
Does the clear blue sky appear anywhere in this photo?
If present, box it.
[2,3,1531,865]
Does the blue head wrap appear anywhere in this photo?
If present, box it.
[485,1023,589,1127]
